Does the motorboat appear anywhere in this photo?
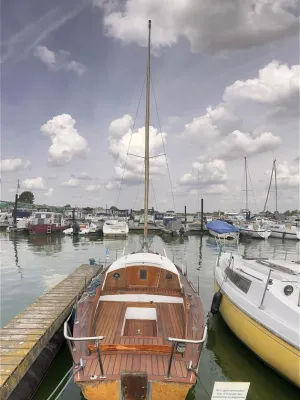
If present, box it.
[163,211,177,226]
[206,220,240,240]
[103,218,129,237]
[28,210,69,234]
[214,252,300,386]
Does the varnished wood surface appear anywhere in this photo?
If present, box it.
[73,261,205,385]
[124,319,157,336]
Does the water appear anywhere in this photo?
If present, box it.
[1,231,299,400]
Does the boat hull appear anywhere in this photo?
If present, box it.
[28,224,69,234]
[209,230,239,240]
[215,282,300,386]
[240,229,270,239]
[79,380,193,400]
[270,230,300,240]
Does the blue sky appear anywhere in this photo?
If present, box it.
[1,0,299,212]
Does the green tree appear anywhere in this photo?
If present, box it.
[64,204,71,208]
[18,191,34,204]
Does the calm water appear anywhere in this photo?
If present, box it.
[1,231,299,400]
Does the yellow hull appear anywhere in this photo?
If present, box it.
[215,282,300,387]
[79,380,192,400]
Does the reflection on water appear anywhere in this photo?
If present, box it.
[0,232,299,399]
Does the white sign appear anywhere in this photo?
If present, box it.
[211,382,250,400]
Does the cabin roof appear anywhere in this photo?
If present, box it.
[107,252,179,275]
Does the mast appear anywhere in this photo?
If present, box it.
[263,160,275,214]
[13,179,20,226]
[143,20,151,243]
[274,159,278,213]
[244,157,248,210]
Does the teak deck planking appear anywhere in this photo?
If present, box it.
[73,266,204,385]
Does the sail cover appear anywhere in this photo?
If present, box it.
[206,220,239,233]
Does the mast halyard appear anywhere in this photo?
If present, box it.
[244,157,248,211]
[143,20,151,246]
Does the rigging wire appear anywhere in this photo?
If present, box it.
[150,75,176,212]
[247,163,259,214]
[115,75,146,208]
[132,163,145,211]
[150,175,158,212]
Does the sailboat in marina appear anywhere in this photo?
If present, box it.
[264,160,300,240]
[213,252,300,386]
[237,157,271,239]
[64,21,207,400]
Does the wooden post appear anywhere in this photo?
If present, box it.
[184,205,187,226]
[200,198,204,231]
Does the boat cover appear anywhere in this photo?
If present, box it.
[206,220,239,233]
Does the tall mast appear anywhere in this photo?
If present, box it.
[274,159,278,213]
[244,157,248,210]
[263,159,275,214]
[143,20,151,243]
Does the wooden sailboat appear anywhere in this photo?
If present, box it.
[64,20,206,400]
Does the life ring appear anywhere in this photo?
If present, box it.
[210,291,222,314]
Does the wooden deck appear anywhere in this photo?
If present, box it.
[72,267,204,385]
[0,263,102,400]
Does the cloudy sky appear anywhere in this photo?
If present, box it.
[1,0,299,213]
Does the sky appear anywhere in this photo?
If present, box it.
[0,0,299,213]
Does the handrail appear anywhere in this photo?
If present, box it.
[63,314,104,342]
[165,325,208,379]
[64,313,106,377]
[167,325,208,344]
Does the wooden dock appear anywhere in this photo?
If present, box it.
[0,263,102,400]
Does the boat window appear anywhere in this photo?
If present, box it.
[139,269,147,280]
[225,267,251,294]
[166,273,172,280]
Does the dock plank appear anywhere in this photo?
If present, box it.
[0,263,102,400]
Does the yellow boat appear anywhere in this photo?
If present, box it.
[213,253,300,387]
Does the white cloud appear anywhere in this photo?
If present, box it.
[224,61,300,107]
[108,114,167,186]
[44,188,54,197]
[177,159,228,196]
[183,105,239,140]
[41,114,89,166]
[95,0,298,53]
[72,172,92,180]
[61,178,80,188]
[22,177,46,190]
[34,45,87,76]
[86,185,101,192]
[0,158,31,173]
[272,161,300,188]
[216,130,282,160]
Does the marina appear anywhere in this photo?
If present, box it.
[1,4,299,400]
[1,231,299,400]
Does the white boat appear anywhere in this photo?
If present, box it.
[0,212,11,229]
[239,223,271,240]
[214,252,300,386]
[103,218,129,237]
[139,214,155,225]
[163,210,177,226]
[268,223,300,240]
[206,220,240,240]
[6,217,29,232]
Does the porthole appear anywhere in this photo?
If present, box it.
[139,269,147,280]
[283,285,293,296]
[113,272,120,280]
[166,273,172,280]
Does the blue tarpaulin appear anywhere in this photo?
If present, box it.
[206,220,239,234]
